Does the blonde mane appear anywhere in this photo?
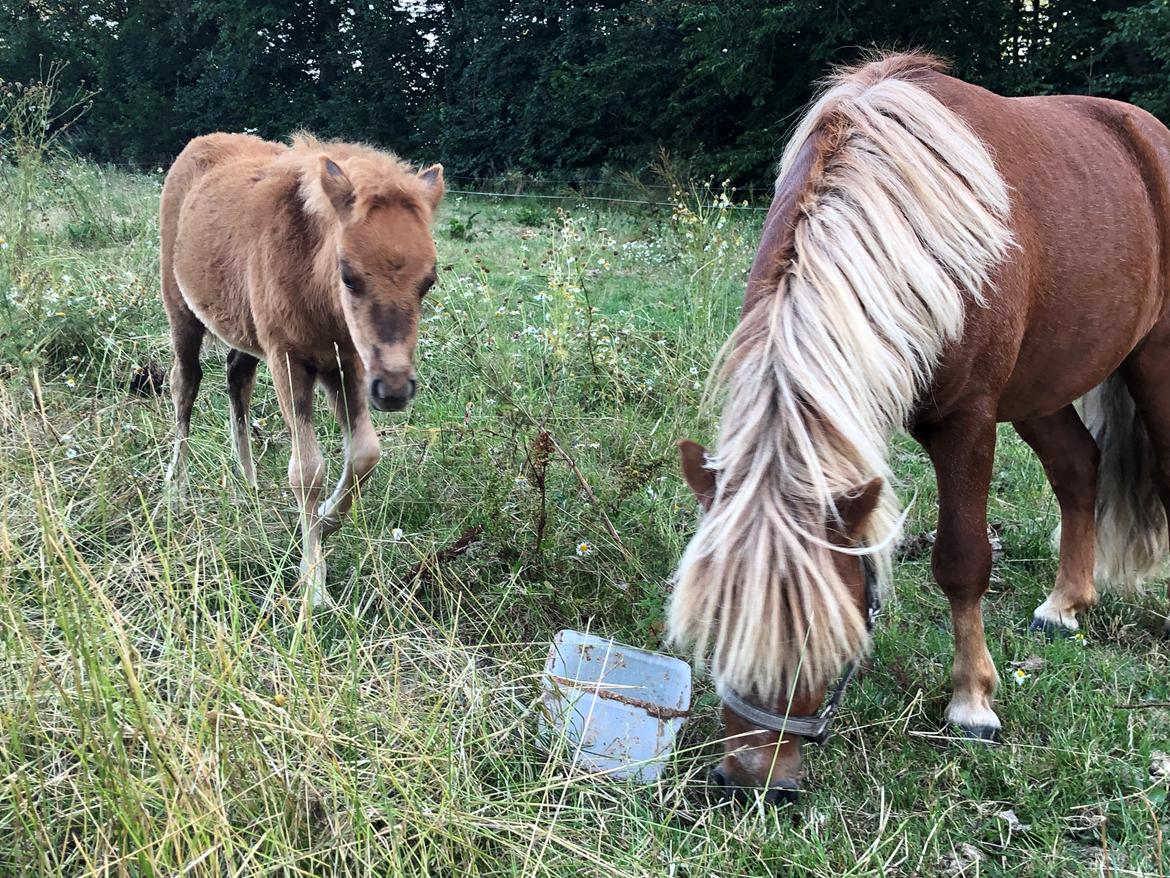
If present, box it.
[669,53,1014,699]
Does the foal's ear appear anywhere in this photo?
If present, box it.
[833,477,884,539]
[417,163,445,211]
[319,156,355,220]
[677,439,717,511]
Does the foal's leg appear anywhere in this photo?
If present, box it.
[318,364,380,537]
[269,352,329,607]
[914,406,1001,738]
[1014,406,1100,632]
[164,304,206,498]
[226,349,260,487]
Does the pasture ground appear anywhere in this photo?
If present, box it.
[1,157,1168,877]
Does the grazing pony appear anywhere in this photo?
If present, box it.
[160,133,444,605]
[671,53,1170,802]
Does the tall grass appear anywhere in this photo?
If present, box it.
[0,101,1167,873]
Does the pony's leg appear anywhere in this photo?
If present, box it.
[317,364,380,538]
[164,304,205,500]
[1014,406,1099,632]
[914,407,1001,739]
[226,349,260,487]
[269,352,329,607]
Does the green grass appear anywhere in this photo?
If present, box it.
[1,156,1168,877]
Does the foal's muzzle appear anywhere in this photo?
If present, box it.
[369,376,417,412]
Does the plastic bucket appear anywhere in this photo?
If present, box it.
[540,629,692,782]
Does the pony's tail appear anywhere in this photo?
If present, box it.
[1085,372,1168,590]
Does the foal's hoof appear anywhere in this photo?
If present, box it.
[316,502,344,537]
[162,483,186,514]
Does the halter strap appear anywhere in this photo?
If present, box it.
[717,551,881,746]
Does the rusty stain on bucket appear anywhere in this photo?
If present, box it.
[540,630,692,782]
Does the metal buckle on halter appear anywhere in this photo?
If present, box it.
[718,552,881,746]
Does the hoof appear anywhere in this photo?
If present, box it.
[316,501,344,538]
[162,482,186,514]
[952,723,1000,743]
[305,580,332,609]
[1028,617,1074,640]
[299,561,330,609]
[1030,598,1079,636]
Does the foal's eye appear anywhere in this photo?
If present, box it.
[339,261,364,295]
[417,269,437,299]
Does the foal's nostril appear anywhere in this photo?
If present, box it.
[708,766,729,788]
[368,378,410,411]
[407,377,417,399]
[763,781,800,806]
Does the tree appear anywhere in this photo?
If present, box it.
[4,0,1169,185]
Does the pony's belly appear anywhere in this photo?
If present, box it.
[996,324,1150,422]
[174,274,263,358]
[997,284,1159,421]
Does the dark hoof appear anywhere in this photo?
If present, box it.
[953,723,1000,743]
[708,766,800,805]
[1028,617,1073,640]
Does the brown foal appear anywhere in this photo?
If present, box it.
[160,133,444,606]
[671,53,1170,801]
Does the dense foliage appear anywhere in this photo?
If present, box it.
[3,0,1170,186]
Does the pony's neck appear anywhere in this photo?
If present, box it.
[271,172,347,328]
[669,56,1014,701]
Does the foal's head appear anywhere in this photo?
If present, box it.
[676,439,883,803]
[312,148,445,411]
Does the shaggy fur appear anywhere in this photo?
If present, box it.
[669,55,1015,699]
[160,131,444,606]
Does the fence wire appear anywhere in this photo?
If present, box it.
[447,187,768,211]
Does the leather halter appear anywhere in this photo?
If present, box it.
[716,553,880,746]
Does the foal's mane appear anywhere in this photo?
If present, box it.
[670,53,1014,699]
[277,133,435,224]
[269,133,436,291]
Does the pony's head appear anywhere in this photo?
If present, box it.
[304,142,444,411]
[676,439,884,802]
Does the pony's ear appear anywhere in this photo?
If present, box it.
[319,156,355,220]
[677,439,717,512]
[834,477,884,539]
[418,163,445,210]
